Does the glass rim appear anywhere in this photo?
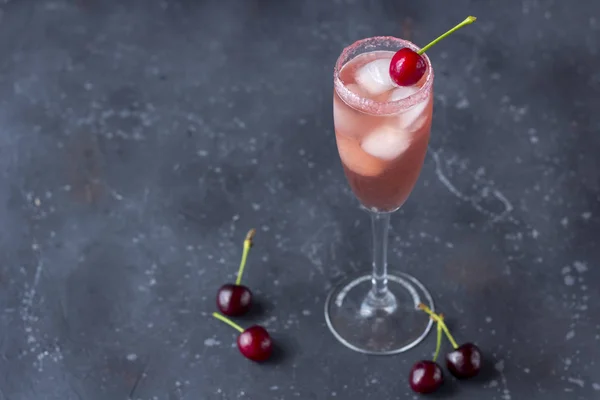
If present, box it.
[333,36,434,116]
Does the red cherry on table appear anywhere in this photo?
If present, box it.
[216,229,256,316]
[409,360,444,394]
[237,325,273,362]
[446,342,482,379]
[217,283,253,316]
[389,48,427,87]
[213,313,273,363]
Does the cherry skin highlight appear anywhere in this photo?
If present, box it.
[389,48,427,87]
[216,283,253,316]
[409,360,444,394]
[446,342,482,379]
[237,325,273,362]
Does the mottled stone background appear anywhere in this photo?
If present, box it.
[0,0,599,399]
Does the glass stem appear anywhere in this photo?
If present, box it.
[370,211,391,298]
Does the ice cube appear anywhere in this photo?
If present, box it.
[336,134,387,176]
[401,100,429,130]
[361,125,410,160]
[346,83,367,97]
[355,59,395,97]
[334,84,382,140]
[389,87,430,130]
[388,85,420,102]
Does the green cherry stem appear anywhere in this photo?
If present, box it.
[212,312,244,333]
[235,228,256,286]
[432,317,443,362]
[418,303,459,349]
[417,16,477,55]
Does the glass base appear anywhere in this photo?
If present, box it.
[324,272,434,355]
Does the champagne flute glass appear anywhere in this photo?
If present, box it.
[325,36,435,355]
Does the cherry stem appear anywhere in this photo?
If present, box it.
[212,312,244,333]
[417,16,477,55]
[432,316,443,362]
[235,229,256,286]
[418,303,459,349]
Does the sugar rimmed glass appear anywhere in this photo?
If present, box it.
[325,36,435,355]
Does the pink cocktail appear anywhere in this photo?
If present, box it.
[325,36,435,355]
[334,48,433,212]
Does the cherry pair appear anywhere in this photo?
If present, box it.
[213,229,273,362]
[409,304,482,394]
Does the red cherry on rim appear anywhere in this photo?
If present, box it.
[389,16,477,87]
[237,325,273,362]
[217,283,253,316]
[409,360,444,394]
[389,48,427,87]
[446,342,482,379]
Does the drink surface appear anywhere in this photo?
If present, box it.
[333,50,433,212]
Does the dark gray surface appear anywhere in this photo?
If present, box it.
[1,0,599,399]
